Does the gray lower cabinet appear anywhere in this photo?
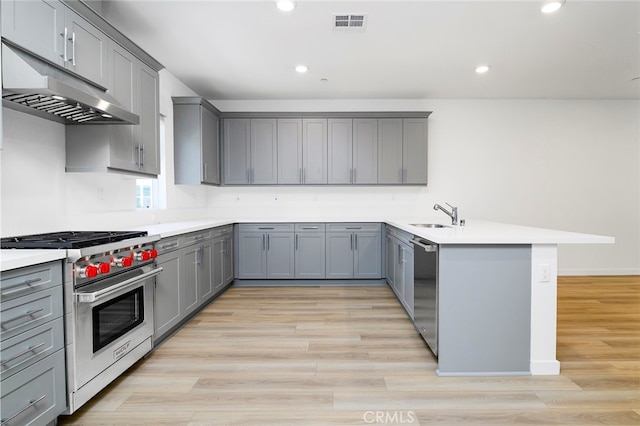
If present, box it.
[385,226,415,319]
[154,226,233,344]
[378,118,428,184]
[325,223,382,279]
[173,97,221,185]
[294,224,326,279]
[237,224,295,279]
[0,261,66,426]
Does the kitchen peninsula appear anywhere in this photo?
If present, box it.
[1,217,613,377]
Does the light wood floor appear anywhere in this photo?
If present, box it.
[59,276,640,425]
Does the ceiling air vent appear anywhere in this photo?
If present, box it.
[333,14,367,30]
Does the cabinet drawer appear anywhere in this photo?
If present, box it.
[1,262,62,303]
[238,223,294,233]
[212,225,233,238]
[183,230,213,246]
[1,317,64,381]
[326,223,381,232]
[155,237,183,255]
[0,349,66,426]
[294,223,326,232]
[0,286,63,341]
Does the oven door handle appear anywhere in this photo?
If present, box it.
[74,267,163,303]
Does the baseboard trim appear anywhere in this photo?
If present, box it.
[558,268,640,276]
[233,279,388,287]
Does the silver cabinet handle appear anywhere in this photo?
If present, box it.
[267,234,270,251]
[203,163,207,180]
[1,342,46,366]
[70,31,76,66]
[295,234,298,250]
[1,394,46,425]
[346,227,362,230]
[354,234,358,250]
[398,244,402,264]
[0,278,42,295]
[262,234,266,250]
[258,227,274,230]
[301,226,319,230]
[139,144,145,168]
[350,234,353,250]
[160,242,178,250]
[61,27,68,62]
[0,308,44,328]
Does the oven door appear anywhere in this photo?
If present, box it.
[72,265,162,389]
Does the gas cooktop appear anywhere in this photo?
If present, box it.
[1,231,148,249]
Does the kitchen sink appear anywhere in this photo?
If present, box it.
[410,223,450,228]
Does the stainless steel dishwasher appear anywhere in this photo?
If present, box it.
[412,237,439,356]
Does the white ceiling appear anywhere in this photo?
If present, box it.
[101,0,640,100]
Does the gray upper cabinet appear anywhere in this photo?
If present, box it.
[327,119,353,184]
[173,97,221,185]
[66,57,160,176]
[251,119,278,184]
[1,0,66,65]
[302,119,328,184]
[1,0,108,88]
[223,119,251,184]
[378,118,428,185]
[277,119,303,184]
[403,118,428,184]
[353,119,378,184]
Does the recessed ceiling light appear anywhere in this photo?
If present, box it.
[475,65,490,74]
[541,1,565,14]
[295,65,308,73]
[276,0,295,12]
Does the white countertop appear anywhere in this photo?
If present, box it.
[1,218,613,271]
[1,249,67,272]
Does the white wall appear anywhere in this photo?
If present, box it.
[209,99,640,275]
[1,79,638,274]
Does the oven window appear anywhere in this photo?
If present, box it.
[93,287,144,353]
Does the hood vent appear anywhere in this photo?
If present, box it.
[1,43,139,125]
[333,14,367,30]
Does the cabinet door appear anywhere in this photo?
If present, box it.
[237,232,266,279]
[353,119,378,184]
[223,119,251,184]
[181,246,200,316]
[251,119,278,184]
[65,8,108,88]
[325,232,353,279]
[222,236,234,285]
[302,119,327,184]
[403,118,428,184]
[265,233,295,279]
[154,251,182,341]
[354,231,382,279]
[202,107,220,184]
[277,119,303,184]
[327,118,353,184]
[106,41,136,172]
[400,242,414,318]
[295,232,326,279]
[198,242,214,303]
[377,119,403,184]
[136,62,160,175]
[1,0,65,66]
[212,237,225,293]
[385,232,396,291]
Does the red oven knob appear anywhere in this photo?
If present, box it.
[149,249,158,259]
[78,265,99,279]
[114,256,133,268]
[98,262,110,274]
[135,251,151,261]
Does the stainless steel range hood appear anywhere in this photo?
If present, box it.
[1,43,139,125]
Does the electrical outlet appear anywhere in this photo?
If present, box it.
[540,264,551,282]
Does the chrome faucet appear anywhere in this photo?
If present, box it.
[433,203,458,225]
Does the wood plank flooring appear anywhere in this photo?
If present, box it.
[59,276,640,425]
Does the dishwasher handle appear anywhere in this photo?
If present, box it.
[411,238,438,252]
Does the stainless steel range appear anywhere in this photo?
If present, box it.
[1,231,162,414]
